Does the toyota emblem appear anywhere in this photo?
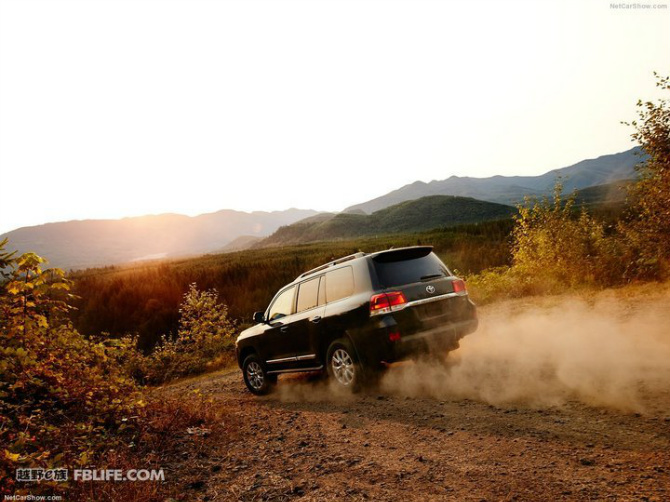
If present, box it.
[426,285,436,294]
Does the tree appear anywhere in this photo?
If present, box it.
[134,283,237,384]
[621,73,670,276]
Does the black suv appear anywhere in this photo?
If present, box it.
[235,246,477,394]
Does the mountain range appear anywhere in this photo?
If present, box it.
[344,147,643,214]
[0,147,642,269]
[1,209,317,270]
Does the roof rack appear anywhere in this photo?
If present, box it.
[296,252,366,280]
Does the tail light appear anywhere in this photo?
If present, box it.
[452,278,466,294]
[370,291,407,316]
[388,329,401,342]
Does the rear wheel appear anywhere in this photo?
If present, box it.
[326,339,363,392]
[242,354,274,395]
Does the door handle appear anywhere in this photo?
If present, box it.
[310,316,322,323]
[280,326,289,333]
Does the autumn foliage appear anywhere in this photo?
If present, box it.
[0,242,233,498]
[620,73,670,278]
[0,241,140,494]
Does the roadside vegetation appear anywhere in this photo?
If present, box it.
[122,283,237,384]
[468,73,670,302]
[1,74,668,500]
[0,242,230,499]
[466,184,624,302]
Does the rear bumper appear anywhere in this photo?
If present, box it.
[353,313,478,366]
[390,318,477,360]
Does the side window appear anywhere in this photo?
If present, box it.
[296,277,320,313]
[325,266,354,303]
[268,286,295,321]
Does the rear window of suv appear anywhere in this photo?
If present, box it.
[373,252,450,288]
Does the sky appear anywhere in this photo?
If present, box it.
[0,0,668,234]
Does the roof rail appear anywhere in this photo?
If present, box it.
[296,252,366,280]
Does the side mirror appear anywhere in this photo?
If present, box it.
[253,311,266,324]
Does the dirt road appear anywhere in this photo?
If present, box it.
[162,373,669,502]
[161,289,670,501]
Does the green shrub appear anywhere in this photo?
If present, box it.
[129,284,236,384]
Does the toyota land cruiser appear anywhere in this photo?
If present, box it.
[235,246,478,394]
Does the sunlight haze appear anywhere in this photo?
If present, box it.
[0,0,668,234]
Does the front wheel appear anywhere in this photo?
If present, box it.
[242,354,274,395]
[326,339,363,392]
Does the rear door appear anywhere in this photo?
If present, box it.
[290,275,326,367]
[371,248,471,331]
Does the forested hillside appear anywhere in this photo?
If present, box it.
[260,195,515,246]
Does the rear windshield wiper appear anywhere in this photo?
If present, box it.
[420,273,443,281]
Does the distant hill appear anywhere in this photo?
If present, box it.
[1,209,318,270]
[345,147,644,214]
[260,195,515,246]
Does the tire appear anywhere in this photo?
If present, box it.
[242,354,274,395]
[326,338,364,392]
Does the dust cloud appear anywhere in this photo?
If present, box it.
[275,374,357,403]
[381,292,670,412]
